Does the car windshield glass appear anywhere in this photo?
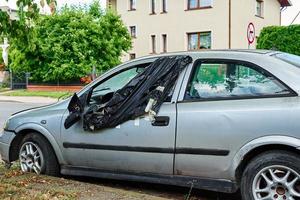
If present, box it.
[273,53,300,68]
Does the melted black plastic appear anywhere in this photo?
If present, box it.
[83,55,193,131]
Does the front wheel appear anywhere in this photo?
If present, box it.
[19,133,60,176]
[241,150,300,200]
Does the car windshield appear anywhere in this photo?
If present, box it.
[273,53,300,68]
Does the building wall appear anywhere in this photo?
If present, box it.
[231,0,281,49]
[109,0,281,61]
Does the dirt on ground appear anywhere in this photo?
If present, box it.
[0,163,239,200]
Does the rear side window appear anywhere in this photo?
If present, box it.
[185,61,293,100]
[273,53,300,68]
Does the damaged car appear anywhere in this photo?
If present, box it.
[1,50,300,200]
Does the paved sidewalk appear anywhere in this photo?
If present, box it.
[0,95,59,104]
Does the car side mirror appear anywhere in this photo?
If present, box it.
[64,93,83,129]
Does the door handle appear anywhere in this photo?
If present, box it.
[152,116,170,126]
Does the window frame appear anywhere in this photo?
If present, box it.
[182,59,297,102]
[162,0,167,13]
[187,31,211,50]
[150,0,156,14]
[129,26,137,38]
[162,34,167,53]
[255,0,264,18]
[129,53,136,60]
[151,35,157,54]
[129,0,136,11]
[187,0,212,10]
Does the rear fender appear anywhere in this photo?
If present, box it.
[230,135,300,179]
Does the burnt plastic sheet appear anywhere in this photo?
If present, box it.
[83,55,193,131]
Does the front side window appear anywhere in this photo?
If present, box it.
[91,65,147,103]
[129,0,136,10]
[185,61,292,100]
[188,32,211,50]
[188,0,212,9]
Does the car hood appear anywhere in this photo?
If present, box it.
[6,100,69,132]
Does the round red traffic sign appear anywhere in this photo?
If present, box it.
[247,23,255,44]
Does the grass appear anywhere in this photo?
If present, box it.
[0,163,172,200]
[2,90,73,99]
[0,88,10,93]
[0,163,78,200]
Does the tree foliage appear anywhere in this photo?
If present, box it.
[257,25,300,56]
[10,2,132,82]
[0,0,56,47]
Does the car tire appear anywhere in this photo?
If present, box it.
[19,133,60,176]
[241,150,300,200]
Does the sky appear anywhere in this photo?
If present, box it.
[2,0,299,25]
[281,0,300,25]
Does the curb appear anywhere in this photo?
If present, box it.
[0,95,59,104]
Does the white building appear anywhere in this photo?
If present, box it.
[107,0,292,61]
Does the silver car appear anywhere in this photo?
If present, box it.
[1,50,300,200]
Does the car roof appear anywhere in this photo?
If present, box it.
[129,49,276,63]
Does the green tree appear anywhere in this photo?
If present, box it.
[10,2,132,83]
[0,0,56,44]
[257,25,300,56]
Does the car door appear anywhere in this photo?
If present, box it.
[175,58,297,179]
[61,59,182,175]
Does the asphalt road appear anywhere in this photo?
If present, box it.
[0,101,47,128]
[0,101,239,199]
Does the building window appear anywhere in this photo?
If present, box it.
[151,35,156,53]
[188,32,211,50]
[256,0,264,17]
[162,0,167,13]
[129,53,136,60]
[129,0,136,10]
[162,34,167,52]
[188,0,212,10]
[150,0,156,14]
[129,26,136,38]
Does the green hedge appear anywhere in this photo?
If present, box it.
[257,25,300,56]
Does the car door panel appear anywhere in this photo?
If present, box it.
[176,97,300,180]
[175,58,300,180]
[60,58,189,175]
[61,103,176,174]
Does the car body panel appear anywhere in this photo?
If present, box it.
[1,50,300,192]
[176,96,300,180]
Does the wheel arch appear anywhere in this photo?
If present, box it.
[9,123,66,165]
[231,136,300,184]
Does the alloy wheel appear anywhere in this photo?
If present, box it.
[252,165,300,200]
[19,142,44,174]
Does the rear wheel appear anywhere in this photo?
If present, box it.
[241,150,300,200]
[19,133,60,176]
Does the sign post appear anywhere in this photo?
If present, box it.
[247,23,255,49]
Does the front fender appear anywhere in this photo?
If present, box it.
[230,135,300,179]
[14,123,66,165]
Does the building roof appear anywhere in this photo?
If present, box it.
[278,0,292,7]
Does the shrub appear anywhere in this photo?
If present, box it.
[257,25,300,56]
